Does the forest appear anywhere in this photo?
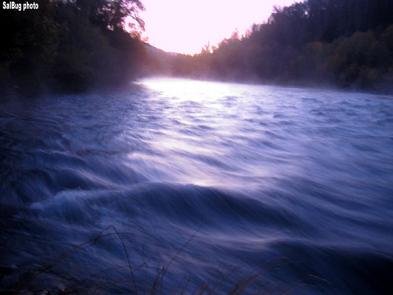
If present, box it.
[0,0,146,96]
[1,0,393,95]
[164,0,393,90]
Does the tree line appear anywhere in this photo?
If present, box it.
[2,0,393,95]
[0,0,146,96]
[168,0,393,90]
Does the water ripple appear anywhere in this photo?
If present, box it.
[1,79,393,293]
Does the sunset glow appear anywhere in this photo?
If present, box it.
[141,0,297,54]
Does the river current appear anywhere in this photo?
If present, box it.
[1,78,393,294]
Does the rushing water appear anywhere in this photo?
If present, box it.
[1,78,393,294]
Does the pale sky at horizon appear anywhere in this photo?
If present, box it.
[141,0,298,54]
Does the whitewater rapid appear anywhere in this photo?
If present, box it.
[1,78,392,294]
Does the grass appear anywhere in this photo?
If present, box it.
[1,225,292,295]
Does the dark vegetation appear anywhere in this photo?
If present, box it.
[0,0,146,96]
[160,0,393,90]
[1,0,393,94]
[6,225,270,294]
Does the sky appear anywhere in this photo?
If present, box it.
[141,0,298,54]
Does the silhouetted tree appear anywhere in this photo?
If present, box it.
[0,0,146,96]
[168,0,393,89]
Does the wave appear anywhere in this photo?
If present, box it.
[1,80,393,293]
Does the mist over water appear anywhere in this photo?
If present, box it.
[1,78,393,294]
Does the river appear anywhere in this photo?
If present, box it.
[1,78,393,294]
